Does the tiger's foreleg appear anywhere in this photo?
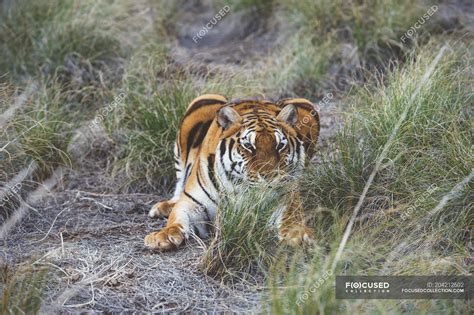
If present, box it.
[278,191,315,247]
[144,197,209,250]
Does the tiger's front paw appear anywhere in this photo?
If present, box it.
[149,200,175,218]
[279,225,315,247]
[144,224,184,250]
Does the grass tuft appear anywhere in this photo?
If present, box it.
[104,45,194,190]
[0,264,49,315]
[0,0,123,79]
[202,182,285,282]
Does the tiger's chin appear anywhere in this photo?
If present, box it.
[245,173,300,187]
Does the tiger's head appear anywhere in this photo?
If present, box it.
[215,101,309,186]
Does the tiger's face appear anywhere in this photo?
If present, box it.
[216,104,305,185]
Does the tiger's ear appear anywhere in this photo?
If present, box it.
[217,106,241,130]
[277,104,298,126]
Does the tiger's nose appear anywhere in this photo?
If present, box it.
[254,159,277,175]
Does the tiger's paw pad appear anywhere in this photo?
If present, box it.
[144,225,184,250]
[280,226,315,247]
[149,200,175,218]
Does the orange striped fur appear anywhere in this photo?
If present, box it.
[145,94,320,250]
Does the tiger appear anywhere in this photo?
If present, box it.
[144,94,320,250]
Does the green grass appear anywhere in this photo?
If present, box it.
[0,265,48,315]
[0,0,139,183]
[215,0,420,97]
[268,41,473,314]
[264,0,430,98]
[0,0,123,79]
[211,0,275,12]
[202,182,286,282]
[0,0,157,184]
[278,0,425,55]
[103,44,193,190]
[262,32,336,98]
[0,82,75,183]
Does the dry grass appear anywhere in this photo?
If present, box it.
[4,189,260,312]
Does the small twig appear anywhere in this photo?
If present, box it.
[34,208,68,243]
[71,190,158,197]
[79,197,113,210]
[60,232,65,256]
